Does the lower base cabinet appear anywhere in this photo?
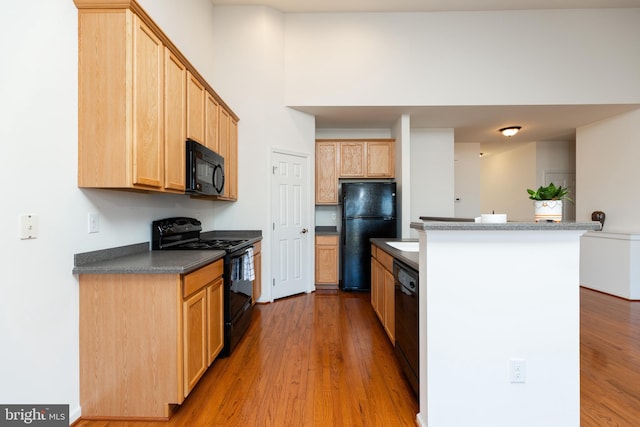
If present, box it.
[315,235,339,289]
[79,259,224,419]
[371,245,395,343]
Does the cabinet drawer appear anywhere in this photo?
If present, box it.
[376,248,394,272]
[183,260,224,298]
[316,235,338,246]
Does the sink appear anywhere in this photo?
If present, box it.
[385,241,419,252]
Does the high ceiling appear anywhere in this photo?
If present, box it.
[211,0,640,151]
[210,0,640,13]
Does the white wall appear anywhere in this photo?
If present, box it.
[454,143,481,218]
[481,143,538,221]
[536,141,576,187]
[284,9,640,107]
[392,115,411,238]
[577,109,640,298]
[410,129,455,237]
[577,108,640,231]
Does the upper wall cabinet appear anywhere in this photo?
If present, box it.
[339,140,395,178]
[186,72,206,145]
[74,0,239,199]
[316,141,339,204]
[315,139,395,205]
[164,48,187,192]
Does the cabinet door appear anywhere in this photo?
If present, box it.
[207,278,224,365]
[228,118,238,200]
[383,268,395,343]
[339,142,365,177]
[164,48,186,192]
[217,107,231,199]
[205,92,219,153]
[315,142,338,204]
[371,257,383,320]
[253,242,262,303]
[315,236,339,285]
[204,92,220,153]
[183,288,207,397]
[366,140,395,178]
[132,15,163,188]
[186,72,205,144]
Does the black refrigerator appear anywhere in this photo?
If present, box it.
[341,182,397,291]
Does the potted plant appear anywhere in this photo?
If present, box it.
[526,182,572,222]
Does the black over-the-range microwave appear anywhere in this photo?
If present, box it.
[186,138,225,196]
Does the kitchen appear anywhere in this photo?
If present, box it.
[2,0,640,425]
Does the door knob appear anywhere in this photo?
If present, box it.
[301,228,308,234]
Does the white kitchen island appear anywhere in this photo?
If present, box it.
[410,220,601,427]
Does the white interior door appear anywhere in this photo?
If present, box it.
[544,171,576,221]
[271,151,311,300]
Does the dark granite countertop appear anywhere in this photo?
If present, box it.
[370,238,419,271]
[315,226,339,235]
[73,230,263,275]
[73,242,226,275]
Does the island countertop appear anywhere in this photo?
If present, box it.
[411,220,602,232]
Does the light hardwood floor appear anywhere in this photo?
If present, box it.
[75,287,640,426]
[580,287,640,426]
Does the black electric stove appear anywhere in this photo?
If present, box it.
[151,217,254,357]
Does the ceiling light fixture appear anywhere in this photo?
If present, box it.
[499,126,521,137]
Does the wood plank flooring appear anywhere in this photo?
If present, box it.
[580,287,640,426]
[75,290,418,427]
[75,287,640,427]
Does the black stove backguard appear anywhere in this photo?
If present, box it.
[151,217,202,250]
[151,217,254,358]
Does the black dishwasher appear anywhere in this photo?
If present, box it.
[393,259,419,397]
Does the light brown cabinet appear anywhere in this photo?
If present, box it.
[315,235,339,288]
[79,259,224,418]
[77,10,167,191]
[205,92,220,153]
[371,244,395,343]
[207,276,224,365]
[186,72,206,144]
[164,48,187,192]
[366,140,395,177]
[339,142,365,177]
[316,141,339,204]
[339,140,395,178]
[212,107,238,201]
[315,139,395,205]
[75,0,239,198]
[253,241,262,303]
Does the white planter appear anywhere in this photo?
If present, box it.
[534,200,563,222]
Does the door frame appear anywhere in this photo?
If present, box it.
[269,148,314,302]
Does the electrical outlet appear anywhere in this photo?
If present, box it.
[88,213,100,234]
[509,359,526,383]
[20,214,38,240]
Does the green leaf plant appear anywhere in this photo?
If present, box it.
[526,182,573,202]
